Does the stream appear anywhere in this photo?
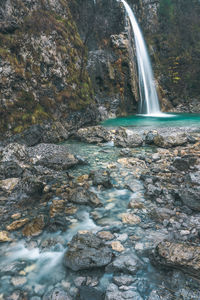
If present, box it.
[0,116,200,299]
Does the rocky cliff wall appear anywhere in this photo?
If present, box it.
[0,0,97,141]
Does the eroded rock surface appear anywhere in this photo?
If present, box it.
[64,232,113,271]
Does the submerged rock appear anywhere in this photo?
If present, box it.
[64,232,113,271]
[105,283,142,300]
[147,288,174,300]
[43,287,72,300]
[152,241,200,278]
[78,286,104,300]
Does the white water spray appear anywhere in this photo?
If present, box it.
[121,0,161,116]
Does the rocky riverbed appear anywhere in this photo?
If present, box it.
[0,125,200,299]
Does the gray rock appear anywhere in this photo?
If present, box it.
[43,287,72,300]
[2,143,29,163]
[148,288,173,300]
[114,128,143,148]
[0,161,23,179]
[29,143,79,170]
[69,187,101,206]
[153,133,188,148]
[76,126,111,144]
[152,241,200,278]
[79,286,104,300]
[105,283,142,300]
[64,233,113,271]
[179,186,200,211]
[113,275,135,286]
[90,169,112,188]
[106,253,142,275]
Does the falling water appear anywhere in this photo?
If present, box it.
[121,0,161,116]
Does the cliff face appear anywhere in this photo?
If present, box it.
[0,0,200,140]
[0,0,96,140]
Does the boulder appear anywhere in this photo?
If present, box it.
[90,169,112,188]
[9,175,44,203]
[106,253,142,275]
[114,128,143,148]
[69,187,101,206]
[179,186,200,211]
[153,133,188,148]
[152,241,200,278]
[76,126,111,144]
[28,143,79,170]
[64,232,113,271]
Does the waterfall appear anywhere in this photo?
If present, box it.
[121,0,161,116]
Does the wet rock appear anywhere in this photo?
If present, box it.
[187,171,200,185]
[145,131,158,145]
[97,231,114,240]
[11,276,27,287]
[106,253,142,275]
[29,144,79,171]
[1,143,29,163]
[50,200,65,217]
[22,215,45,237]
[0,231,11,242]
[0,161,23,179]
[111,241,125,252]
[43,287,72,300]
[5,290,25,300]
[69,187,101,206]
[148,208,175,223]
[179,186,200,211]
[147,288,174,300]
[78,286,104,300]
[121,213,141,225]
[154,133,188,148]
[113,275,135,286]
[64,232,113,271]
[47,215,69,232]
[114,128,143,148]
[173,157,189,171]
[11,176,44,202]
[90,169,112,188]
[152,241,200,278]
[105,283,142,300]
[76,126,111,144]
[6,218,29,231]
[0,178,19,192]
[74,277,86,287]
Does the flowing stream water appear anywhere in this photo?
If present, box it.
[1,133,200,298]
[121,0,161,116]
